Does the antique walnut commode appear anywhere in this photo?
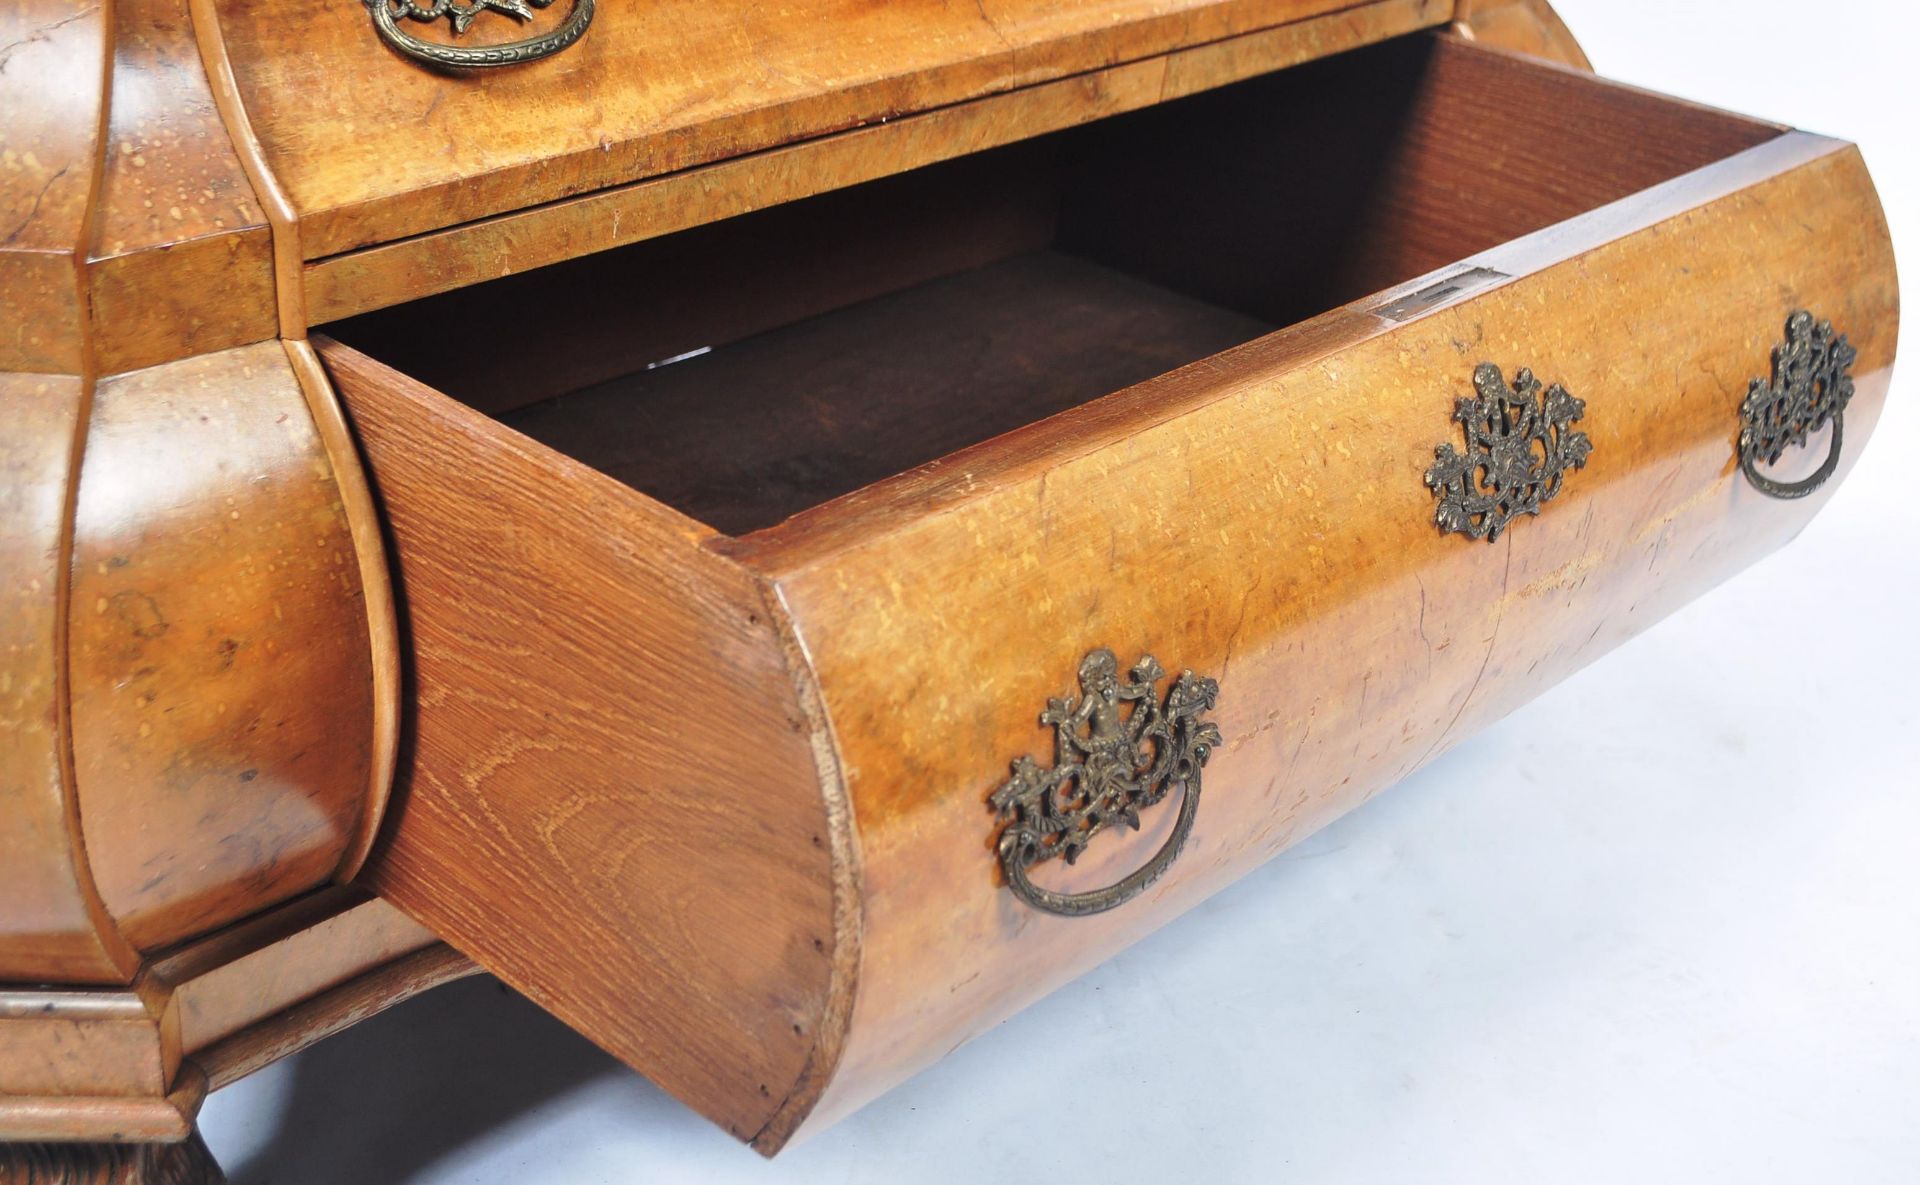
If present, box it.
[0,0,1899,1179]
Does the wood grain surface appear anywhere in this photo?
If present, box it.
[5,0,1901,1165]
[0,1,109,377]
[0,373,138,984]
[320,38,1897,1151]
[88,0,277,375]
[751,130,1897,1143]
[0,0,278,378]
[0,890,457,1143]
[498,251,1273,534]
[320,145,1068,416]
[282,339,401,883]
[191,942,477,1090]
[1052,36,1778,328]
[149,889,438,1055]
[214,0,1447,260]
[1,14,405,1151]
[0,0,398,996]
[330,345,853,1145]
[302,0,1451,322]
[67,343,377,952]
[320,28,1709,443]
[0,979,175,1102]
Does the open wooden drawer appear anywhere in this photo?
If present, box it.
[316,34,1897,1154]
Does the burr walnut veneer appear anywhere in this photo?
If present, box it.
[0,1,1897,1179]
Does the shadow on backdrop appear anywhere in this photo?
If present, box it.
[221,975,680,1185]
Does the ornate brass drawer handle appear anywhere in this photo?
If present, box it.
[1738,310,1857,499]
[1426,362,1592,542]
[989,650,1222,918]
[366,0,594,69]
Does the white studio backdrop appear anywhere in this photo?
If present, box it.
[201,2,1920,1181]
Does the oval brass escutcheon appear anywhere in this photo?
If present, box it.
[366,0,594,69]
[989,650,1222,917]
[1738,310,1857,500]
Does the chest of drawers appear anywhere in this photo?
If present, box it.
[0,2,1897,1178]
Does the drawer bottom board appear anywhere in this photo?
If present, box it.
[501,250,1273,536]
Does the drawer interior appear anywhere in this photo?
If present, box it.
[323,33,1781,537]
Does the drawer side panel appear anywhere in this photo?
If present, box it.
[326,346,847,1143]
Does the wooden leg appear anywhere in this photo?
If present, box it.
[0,1134,224,1185]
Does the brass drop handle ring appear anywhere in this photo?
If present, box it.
[989,650,1222,918]
[1738,310,1857,500]
[366,0,595,70]
[1740,411,1845,499]
[996,771,1203,917]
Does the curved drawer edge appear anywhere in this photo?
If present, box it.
[754,134,1901,1146]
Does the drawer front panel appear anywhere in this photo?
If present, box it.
[211,0,1440,261]
[762,135,1898,1138]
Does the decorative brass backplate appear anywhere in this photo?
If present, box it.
[1426,362,1591,542]
[989,650,1222,917]
[365,0,594,69]
[1738,310,1857,499]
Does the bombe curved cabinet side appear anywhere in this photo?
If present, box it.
[2,0,417,1170]
[1,0,395,973]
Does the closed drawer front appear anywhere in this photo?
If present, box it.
[319,34,1898,1152]
[212,0,1449,261]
